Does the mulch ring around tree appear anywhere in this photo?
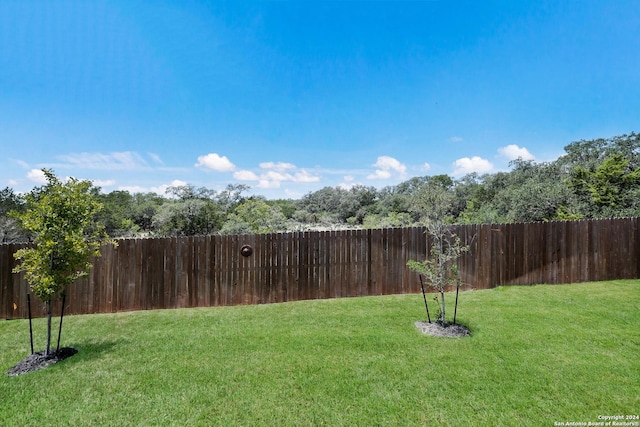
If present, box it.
[6,347,78,376]
[415,321,471,338]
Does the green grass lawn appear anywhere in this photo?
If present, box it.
[1,280,639,426]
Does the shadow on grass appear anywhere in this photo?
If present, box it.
[66,339,122,363]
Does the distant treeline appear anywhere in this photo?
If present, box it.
[2,132,639,242]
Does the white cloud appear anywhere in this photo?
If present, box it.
[422,163,431,171]
[498,145,535,161]
[16,160,30,169]
[151,179,189,196]
[375,156,407,173]
[452,156,494,176]
[92,179,116,187]
[170,179,188,187]
[27,169,47,184]
[262,170,291,182]
[148,152,164,165]
[367,169,392,180]
[338,175,358,190]
[195,153,236,172]
[116,179,189,195]
[258,179,282,189]
[8,179,18,186]
[450,136,464,142]
[234,161,320,188]
[233,170,260,181]
[293,170,320,183]
[57,151,149,170]
[367,156,407,180]
[259,162,295,171]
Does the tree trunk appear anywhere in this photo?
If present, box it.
[56,292,66,352]
[45,300,52,356]
[438,233,446,324]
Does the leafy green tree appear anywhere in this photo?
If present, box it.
[458,161,576,223]
[341,185,379,224]
[407,181,468,325]
[409,179,455,225]
[362,211,413,228]
[297,186,347,225]
[450,174,481,219]
[266,199,299,219]
[570,154,640,217]
[375,186,412,220]
[457,199,504,224]
[297,185,379,225]
[0,187,27,242]
[561,132,640,171]
[166,184,217,201]
[215,184,251,212]
[0,187,25,214]
[130,192,165,233]
[221,198,287,234]
[153,198,223,236]
[152,183,242,236]
[502,160,576,222]
[12,170,113,355]
[393,175,430,194]
[561,133,640,218]
[96,190,140,237]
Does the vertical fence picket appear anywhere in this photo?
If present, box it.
[254,233,263,304]
[0,244,7,319]
[210,235,220,307]
[339,229,348,297]
[277,232,285,302]
[326,230,335,298]
[220,234,229,306]
[636,218,640,279]
[288,231,298,302]
[345,229,353,297]
[1,244,12,319]
[312,231,321,299]
[297,231,306,300]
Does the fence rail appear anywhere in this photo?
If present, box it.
[2,218,639,319]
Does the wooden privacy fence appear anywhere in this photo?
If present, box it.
[1,218,639,319]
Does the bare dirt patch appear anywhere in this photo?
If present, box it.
[415,321,470,338]
[6,347,78,376]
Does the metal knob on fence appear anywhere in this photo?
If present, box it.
[240,244,253,257]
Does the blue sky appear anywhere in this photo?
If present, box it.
[1,1,638,199]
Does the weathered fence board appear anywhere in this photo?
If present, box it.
[1,218,639,319]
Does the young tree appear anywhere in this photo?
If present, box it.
[407,181,468,325]
[12,169,113,355]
